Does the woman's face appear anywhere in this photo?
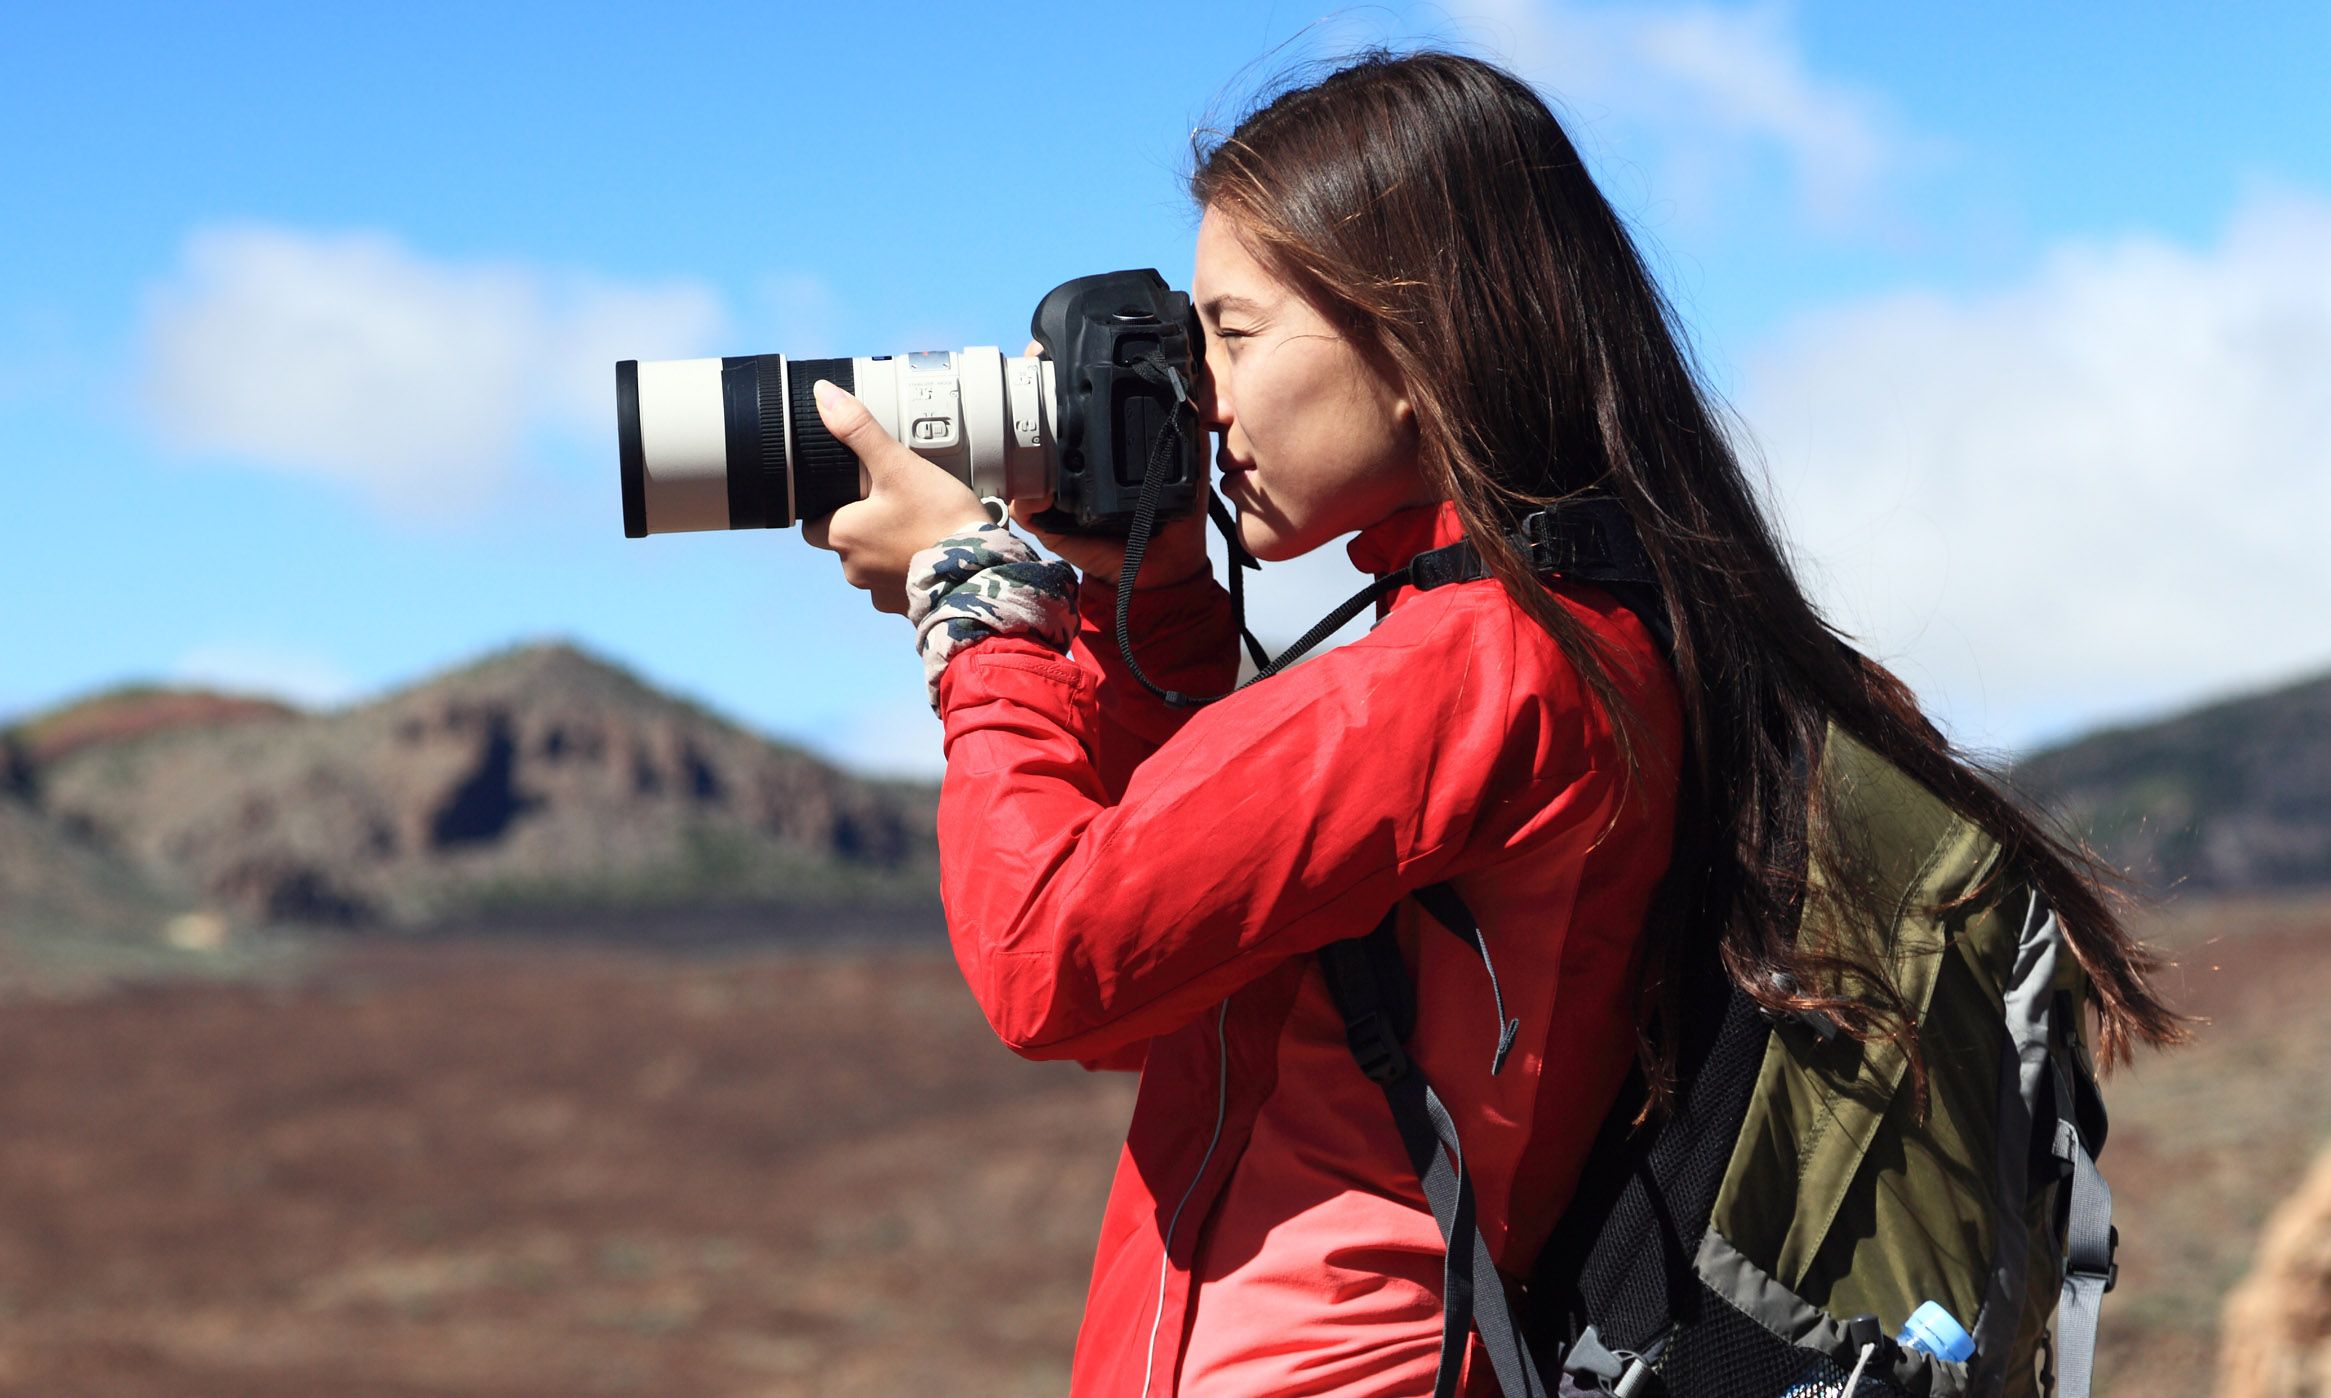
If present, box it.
[1192,206,1437,563]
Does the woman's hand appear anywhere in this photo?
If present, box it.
[804,379,995,615]
[1005,343,1215,591]
[1007,496,1212,592]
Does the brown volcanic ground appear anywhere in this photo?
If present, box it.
[0,939,1129,1396]
[0,896,2318,1396]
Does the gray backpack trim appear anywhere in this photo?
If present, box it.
[1972,892,2065,1390]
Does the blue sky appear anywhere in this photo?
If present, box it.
[5,2,2328,776]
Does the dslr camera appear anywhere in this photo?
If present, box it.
[617,269,1201,539]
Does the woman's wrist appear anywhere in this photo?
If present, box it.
[904,522,1080,712]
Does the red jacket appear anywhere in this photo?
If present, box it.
[932,499,1682,1396]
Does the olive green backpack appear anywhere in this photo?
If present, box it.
[1325,721,2118,1398]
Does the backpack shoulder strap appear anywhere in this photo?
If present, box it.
[1406,497,1672,654]
[1319,888,1551,1398]
[2049,996,2117,1398]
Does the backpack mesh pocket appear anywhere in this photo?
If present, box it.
[1652,1280,1914,1398]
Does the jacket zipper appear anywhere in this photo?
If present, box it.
[1139,995,1231,1398]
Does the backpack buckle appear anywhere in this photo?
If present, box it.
[2069,1225,2121,1294]
[1342,1008,1411,1083]
[1757,971,1841,1042]
[1564,1326,1663,1396]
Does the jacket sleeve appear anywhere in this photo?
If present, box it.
[931,588,1576,1063]
[1068,567,1240,802]
[1061,567,1236,1073]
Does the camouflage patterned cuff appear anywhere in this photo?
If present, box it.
[905,523,1079,711]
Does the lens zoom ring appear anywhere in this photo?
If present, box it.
[788,358,860,522]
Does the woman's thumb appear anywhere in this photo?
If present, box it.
[812,379,891,459]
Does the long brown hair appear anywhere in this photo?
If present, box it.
[1190,49,2186,1104]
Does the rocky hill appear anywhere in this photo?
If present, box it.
[0,784,191,945]
[2010,664,2331,893]
[6,686,300,768]
[13,638,2323,945]
[0,642,939,941]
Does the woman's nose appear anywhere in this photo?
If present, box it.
[1192,346,1228,431]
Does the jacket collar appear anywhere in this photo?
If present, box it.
[1345,497,1466,579]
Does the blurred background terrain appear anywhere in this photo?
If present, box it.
[3,650,2329,1394]
[7,2,2328,1393]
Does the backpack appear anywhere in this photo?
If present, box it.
[1318,507,2117,1398]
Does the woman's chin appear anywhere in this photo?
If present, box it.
[1236,520,1297,563]
[1229,490,1323,562]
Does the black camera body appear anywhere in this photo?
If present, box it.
[1027,269,1204,536]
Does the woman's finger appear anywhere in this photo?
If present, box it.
[811,380,909,479]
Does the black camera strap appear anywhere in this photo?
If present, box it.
[1109,355,1268,702]
[1107,361,1666,708]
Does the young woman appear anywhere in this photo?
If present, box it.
[803,50,2182,1398]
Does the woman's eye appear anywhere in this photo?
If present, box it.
[1215,328,1251,342]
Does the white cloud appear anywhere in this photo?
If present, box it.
[1440,0,1917,233]
[173,640,363,709]
[1743,183,2331,748]
[140,225,729,520]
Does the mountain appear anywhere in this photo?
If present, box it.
[1,642,939,939]
[2011,665,2331,893]
[0,783,192,946]
[22,635,2316,946]
[7,685,300,769]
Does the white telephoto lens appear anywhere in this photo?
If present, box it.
[618,346,1061,536]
